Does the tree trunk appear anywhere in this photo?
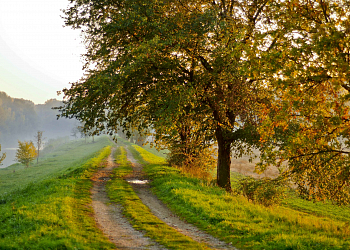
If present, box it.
[216,125,232,192]
[37,148,40,164]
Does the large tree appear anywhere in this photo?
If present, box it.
[60,0,350,203]
[59,0,282,191]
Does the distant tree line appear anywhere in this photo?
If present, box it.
[0,92,77,146]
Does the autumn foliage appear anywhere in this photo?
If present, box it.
[15,141,37,168]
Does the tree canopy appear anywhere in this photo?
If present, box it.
[256,0,350,204]
[59,0,350,203]
[60,0,278,191]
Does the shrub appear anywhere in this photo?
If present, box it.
[168,146,216,181]
[235,176,286,206]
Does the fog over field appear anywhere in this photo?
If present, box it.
[0,148,16,168]
[0,92,79,168]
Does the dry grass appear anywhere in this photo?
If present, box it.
[231,150,279,179]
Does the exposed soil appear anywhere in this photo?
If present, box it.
[91,147,238,250]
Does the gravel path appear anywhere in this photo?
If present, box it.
[90,146,238,250]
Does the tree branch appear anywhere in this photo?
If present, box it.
[289,149,350,161]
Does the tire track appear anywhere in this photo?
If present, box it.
[91,147,166,250]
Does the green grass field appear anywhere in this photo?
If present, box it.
[128,142,350,250]
[0,137,113,197]
[0,136,115,249]
[1,136,350,249]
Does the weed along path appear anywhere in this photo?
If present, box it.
[91,147,165,250]
[124,148,237,250]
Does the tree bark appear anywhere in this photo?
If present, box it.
[216,125,232,192]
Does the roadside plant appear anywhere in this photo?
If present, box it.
[235,176,286,207]
[169,146,216,182]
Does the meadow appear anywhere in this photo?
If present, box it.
[0,136,115,249]
[1,135,350,249]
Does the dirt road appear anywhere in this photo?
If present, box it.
[91,147,237,249]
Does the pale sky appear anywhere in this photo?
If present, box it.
[0,0,85,104]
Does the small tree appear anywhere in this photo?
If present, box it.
[15,141,37,168]
[35,131,44,164]
[71,126,79,140]
[0,144,6,165]
[77,126,87,143]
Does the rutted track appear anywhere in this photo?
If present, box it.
[124,148,237,250]
[90,146,237,249]
[91,148,165,249]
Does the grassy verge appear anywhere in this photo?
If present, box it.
[129,143,350,250]
[106,145,209,250]
[0,137,113,197]
[142,143,169,158]
[0,137,115,249]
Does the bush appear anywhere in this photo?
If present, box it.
[168,146,216,181]
[235,176,286,206]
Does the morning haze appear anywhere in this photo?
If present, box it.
[0,92,78,168]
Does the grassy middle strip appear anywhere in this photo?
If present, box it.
[106,146,209,250]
